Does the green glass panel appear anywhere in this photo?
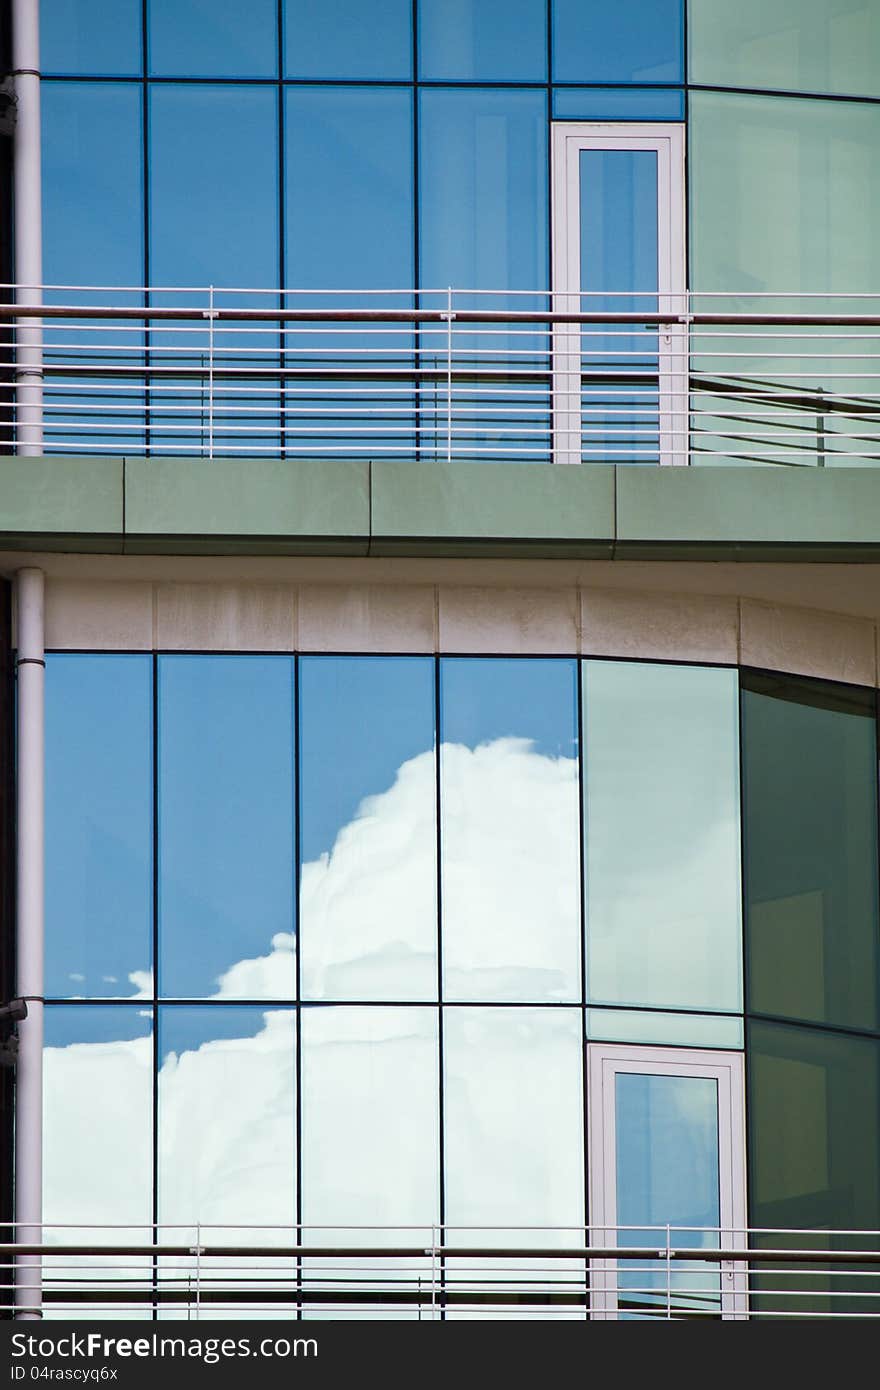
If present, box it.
[689,0,880,100]
[690,91,880,294]
[743,673,879,1032]
[583,660,742,1014]
[748,1020,880,1316]
[586,1009,743,1049]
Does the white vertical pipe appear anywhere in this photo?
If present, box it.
[12,0,43,455]
[14,568,44,1317]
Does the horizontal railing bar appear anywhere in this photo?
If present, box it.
[9,1243,880,1263]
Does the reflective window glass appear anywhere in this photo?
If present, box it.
[158,1006,296,1230]
[299,657,436,1001]
[749,1020,880,1311]
[283,0,412,79]
[552,0,683,83]
[41,0,142,75]
[440,658,580,1003]
[553,87,684,121]
[300,1007,439,1232]
[689,0,880,100]
[690,91,880,293]
[418,0,547,81]
[419,88,548,295]
[284,88,413,290]
[583,660,742,1013]
[44,1007,153,1231]
[148,0,278,78]
[743,673,879,1032]
[443,1007,585,1239]
[586,1009,744,1050]
[158,656,295,999]
[46,655,152,1000]
[149,85,279,288]
[42,82,144,287]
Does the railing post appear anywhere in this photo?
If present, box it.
[666,1225,672,1319]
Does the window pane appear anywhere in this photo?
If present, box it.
[586,1009,744,1049]
[150,85,279,288]
[742,673,879,1032]
[41,0,142,75]
[418,0,547,81]
[689,0,880,100]
[749,1020,880,1312]
[299,657,437,1001]
[440,658,580,1002]
[283,0,411,79]
[553,87,684,121]
[148,0,278,78]
[285,88,413,290]
[42,82,143,287]
[158,656,295,999]
[443,1007,584,1237]
[46,656,152,1000]
[300,1006,439,1230]
[44,1007,152,1231]
[690,91,880,293]
[552,0,683,83]
[158,1006,296,1229]
[419,88,547,294]
[583,661,742,1013]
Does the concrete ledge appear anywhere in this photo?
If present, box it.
[5,457,880,559]
[0,456,123,551]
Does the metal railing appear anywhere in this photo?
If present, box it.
[6,1224,880,1320]
[2,286,880,467]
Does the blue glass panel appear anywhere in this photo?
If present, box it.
[46,656,152,1000]
[299,656,437,1001]
[149,85,279,289]
[42,82,143,288]
[158,656,295,999]
[148,0,277,78]
[440,659,580,1002]
[158,1006,296,1230]
[580,148,659,463]
[283,0,411,79]
[553,87,684,121]
[552,0,683,83]
[418,0,547,81]
[285,87,413,290]
[44,1006,153,1231]
[419,88,548,294]
[41,0,142,76]
[615,1072,721,1318]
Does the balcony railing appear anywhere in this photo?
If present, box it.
[6,1224,880,1319]
[2,287,880,467]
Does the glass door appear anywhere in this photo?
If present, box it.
[587,1044,747,1319]
[551,124,686,466]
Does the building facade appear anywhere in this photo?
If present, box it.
[2,0,880,1318]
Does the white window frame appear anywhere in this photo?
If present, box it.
[551,123,687,466]
[587,1043,748,1320]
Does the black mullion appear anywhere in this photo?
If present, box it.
[412,0,421,463]
[434,653,447,1316]
[577,657,590,1316]
[142,0,151,459]
[150,651,159,1318]
[293,655,303,1316]
[277,0,286,460]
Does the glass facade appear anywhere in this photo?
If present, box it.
[43,649,880,1289]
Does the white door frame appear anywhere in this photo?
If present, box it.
[587,1043,748,1319]
[551,123,687,466]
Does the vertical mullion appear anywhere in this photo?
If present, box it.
[277,0,286,459]
[293,654,303,1316]
[577,656,590,1317]
[412,0,421,462]
[150,651,159,1317]
[434,652,446,1316]
[142,0,151,458]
